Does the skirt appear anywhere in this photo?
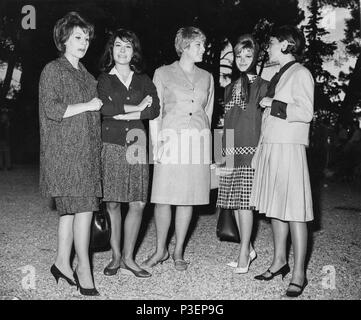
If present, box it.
[250,143,314,222]
[101,143,149,203]
[216,166,255,210]
[150,127,211,205]
[54,197,99,216]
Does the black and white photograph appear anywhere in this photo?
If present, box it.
[0,0,360,304]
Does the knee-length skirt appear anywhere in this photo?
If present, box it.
[101,143,149,203]
[54,197,99,216]
[216,166,255,210]
[250,143,313,222]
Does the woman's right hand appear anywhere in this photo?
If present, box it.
[138,95,152,111]
[87,97,103,111]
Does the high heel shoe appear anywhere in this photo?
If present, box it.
[233,250,257,274]
[120,259,152,278]
[254,263,290,281]
[142,251,170,268]
[286,278,308,297]
[50,264,76,286]
[73,271,100,296]
[227,250,257,268]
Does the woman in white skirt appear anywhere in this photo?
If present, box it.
[250,25,314,297]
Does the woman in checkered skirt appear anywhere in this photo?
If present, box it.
[216,35,268,274]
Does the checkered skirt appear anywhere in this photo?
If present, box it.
[216,165,255,210]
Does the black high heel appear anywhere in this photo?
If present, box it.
[73,271,100,296]
[50,264,76,286]
[254,264,290,281]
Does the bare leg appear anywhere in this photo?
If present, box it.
[173,205,193,260]
[259,218,289,277]
[106,202,122,268]
[73,211,94,289]
[142,203,171,266]
[122,201,145,270]
[288,221,308,291]
[54,215,74,279]
[236,209,254,267]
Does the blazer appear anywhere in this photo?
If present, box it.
[97,72,160,146]
[262,62,314,146]
[150,61,214,148]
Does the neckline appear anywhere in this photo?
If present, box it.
[109,67,134,89]
[175,61,198,85]
[60,55,84,72]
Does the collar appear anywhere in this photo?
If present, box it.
[109,67,134,89]
[59,55,86,72]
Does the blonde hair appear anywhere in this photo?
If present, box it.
[174,26,206,57]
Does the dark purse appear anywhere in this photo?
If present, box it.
[90,202,111,252]
[216,207,240,243]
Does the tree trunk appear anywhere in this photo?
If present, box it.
[340,52,361,123]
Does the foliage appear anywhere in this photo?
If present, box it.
[302,0,340,118]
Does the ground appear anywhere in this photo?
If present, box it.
[0,166,360,300]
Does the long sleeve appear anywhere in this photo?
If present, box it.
[140,75,160,120]
[149,69,164,147]
[97,74,125,116]
[205,74,214,126]
[271,68,314,123]
[39,63,68,122]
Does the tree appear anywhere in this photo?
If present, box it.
[302,0,339,118]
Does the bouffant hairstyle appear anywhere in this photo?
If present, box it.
[234,34,260,75]
[53,11,94,54]
[270,25,305,59]
[99,28,144,74]
[174,26,206,57]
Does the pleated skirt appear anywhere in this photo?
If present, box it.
[250,143,313,222]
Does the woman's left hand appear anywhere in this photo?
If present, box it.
[259,97,273,109]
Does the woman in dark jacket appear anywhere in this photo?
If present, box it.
[39,12,102,295]
[217,34,268,274]
[97,29,160,278]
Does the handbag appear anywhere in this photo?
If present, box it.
[90,202,111,251]
[216,207,240,243]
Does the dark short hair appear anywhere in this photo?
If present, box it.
[99,28,144,73]
[234,34,260,74]
[270,25,305,59]
[53,11,94,54]
[174,27,206,57]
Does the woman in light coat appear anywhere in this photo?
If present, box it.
[250,25,314,298]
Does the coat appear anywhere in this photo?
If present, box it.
[262,62,314,146]
[39,56,102,197]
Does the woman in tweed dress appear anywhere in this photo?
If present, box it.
[217,35,268,274]
[97,29,160,278]
[39,12,102,296]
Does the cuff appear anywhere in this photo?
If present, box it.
[270,100,287,119]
